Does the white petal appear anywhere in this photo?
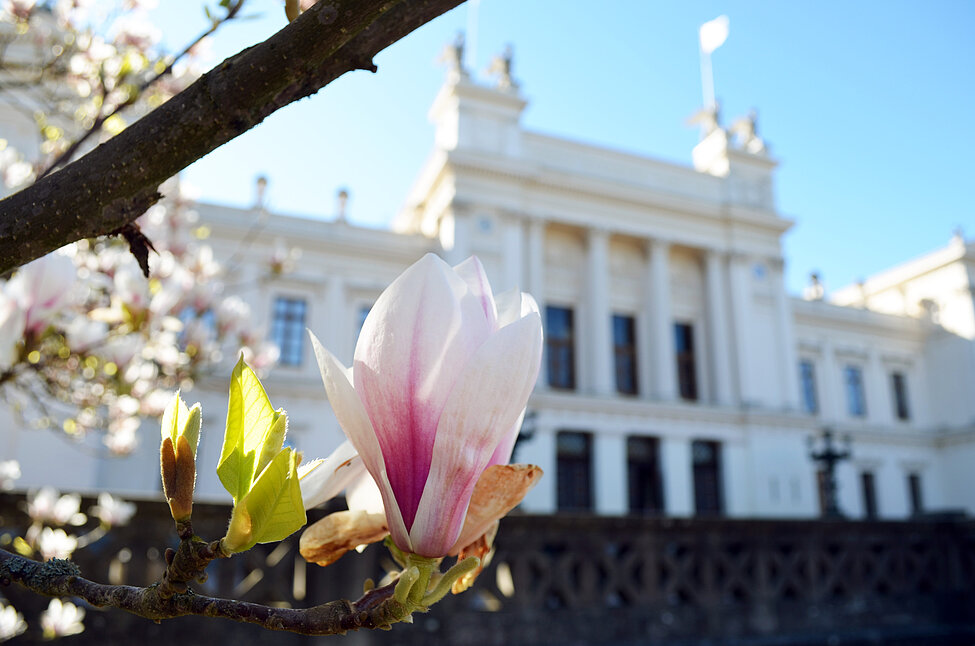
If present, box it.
[298,440,362,509]
[453,256,497,329]
[409,312,543,556]
[309,331,411,550]
[495,289,540,328]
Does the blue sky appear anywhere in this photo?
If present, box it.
[151,1,974,295]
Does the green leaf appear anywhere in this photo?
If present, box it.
[217,356,285,502]
[223,447,305,552]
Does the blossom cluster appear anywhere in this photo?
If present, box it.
[0,182,278,453]
[0,4,277,454]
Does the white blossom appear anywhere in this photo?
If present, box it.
[90,492,136,526]
[40,598,84,638]
[37,527,78,560]
[0,601,27,642]
[0,460,20,490]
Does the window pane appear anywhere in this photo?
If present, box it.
[627,436,663,514]
[557,431,592,512]
[799,360,818,414]
[691,440,722,515]
[270,297,307,366]
[908,473,923,515]
[613,314,638,395]
[546,306,576,390]
[674,323,698,401]
[892,372,910,421]
[844,365,866,417]
[861,471,877,519]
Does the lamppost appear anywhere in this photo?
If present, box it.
[807,428,852,518]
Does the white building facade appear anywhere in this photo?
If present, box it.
[6,60,975,522]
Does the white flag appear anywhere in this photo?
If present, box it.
[699,15,729,54]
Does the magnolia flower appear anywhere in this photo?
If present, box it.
[5,252,76,334]
[26,487,85,525]
[90,493,136,526]
[0,602,27,642]
[37,527,78,560]
[0,295,25,371]
[307,254,543,558]
[40,598,84,639]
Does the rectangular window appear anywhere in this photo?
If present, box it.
[270,297,307,366]
[908,473,923,515]
[799,359,818,414]
[691,440,722,515]
[674,322,698,401]
[556,431,592,512]
[891,372,910,421]
[861,471,878,519]
[546,306,576,390]
[844,365,866,417]
[613,314,638,395]
[627,436,663,514]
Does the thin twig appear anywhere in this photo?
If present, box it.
[0,548,405,635]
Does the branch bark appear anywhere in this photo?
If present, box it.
[0,0,464,274]
[0,548,405,635]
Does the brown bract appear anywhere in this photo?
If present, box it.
[299,464,543,569]
[299,510,388,567]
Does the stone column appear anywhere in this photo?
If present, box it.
[324,275,348,364]
[728,253,754,406]
[502,215,525,293]
[819,336,840,423]
[661,436,693,516]
[647,239,677,400]
[772,260,801,410]
[705,249,733,406]
[595,433,627,515]
[443,208,471,265]
[588,227,614,395]
[527,218,548,390]
[868,349,892,426]
[518,424,556,513]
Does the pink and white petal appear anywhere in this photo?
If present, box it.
[487,410,526,468]
[495,289,540,329]
[353,254,492,530]
[309,332,411,550]
[298,440,363,509]
[453,256,497,329]
[408,313,544,556]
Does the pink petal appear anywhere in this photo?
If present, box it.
[487,411,526,468]
[310,332,411,551]
[408,312,543,556]
[353,254,492,531]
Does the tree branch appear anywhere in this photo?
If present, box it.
[0,548,405,635]
[0,0,464,274]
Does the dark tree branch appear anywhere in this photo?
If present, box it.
[0,0,464,274]
[0,548,405,635]
[35,0,247,181]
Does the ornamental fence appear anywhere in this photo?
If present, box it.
[2,494,974,645]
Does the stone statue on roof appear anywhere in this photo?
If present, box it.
[439,32,468,81]
[487,44,518,91]
[730,109,767,154]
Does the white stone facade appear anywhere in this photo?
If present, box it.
[5,68,975,522]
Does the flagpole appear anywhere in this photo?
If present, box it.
[700,46,715,111]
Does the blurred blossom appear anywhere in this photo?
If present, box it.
[0,460,21,490]
[26,487,85,526]
[37,527,78,560]
[0,602,27,642]
[1,0,36,20]
[40,599,84,639]
[64,316,108,351]
[111,13,160,50]
[5,253,76,334]
[0,295,25,371]
[90,493,136,526]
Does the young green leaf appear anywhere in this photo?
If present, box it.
[217,356,279,501]
[222,447,305,553]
